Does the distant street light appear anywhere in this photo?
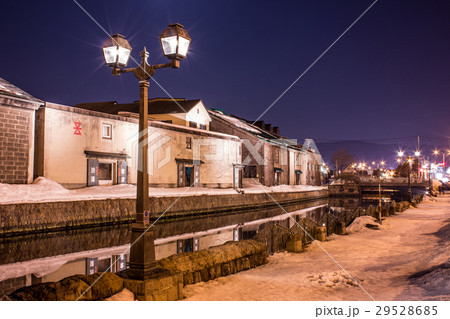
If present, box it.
[414,150,420,157]
[431,149,449,180]
[101,24,191,280]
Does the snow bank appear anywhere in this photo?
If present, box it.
[263,185,326,193]
[307,271,361,288]
[347,216,385,234]
[104,288,135,301]
[413,259,450,296]
[422,195,437,203]
[0,177,70,204]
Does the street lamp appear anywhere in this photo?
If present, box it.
[101,24,191,280]
[160,23,191,61]
[102,34,132,68]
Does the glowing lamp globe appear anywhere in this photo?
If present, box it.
[160,23,191,61]
[102,34,132,68]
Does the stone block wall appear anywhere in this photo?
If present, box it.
[0,189,328,237]
[329,182,360,196]
[0,276,26,296]
[0,105,33,184]
[155,240,267,287]
[7,240,267,301]
[121,269,182,301]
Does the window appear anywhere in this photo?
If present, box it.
[274,147,280,163]
[189,121,197,128]
[186,137,192,149]
[199,124,206,130]
[102,124,112,139]
[98,163,112,180]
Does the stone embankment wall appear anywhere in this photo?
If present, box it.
[251,196,423,255]
[329,182,360,196]
[6,240,267,301]
[0,189,328,237]
[7,196,423,301]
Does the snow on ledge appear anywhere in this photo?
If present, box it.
[0,177,327,205]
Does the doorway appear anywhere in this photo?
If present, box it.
[184,166,196,186]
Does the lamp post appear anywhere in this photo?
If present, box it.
[428,161,432,190]
[378,173,382,221]
[414,150,421,179]
[398,150,412,202]
[407,155,412,202]
[101,24,191,280]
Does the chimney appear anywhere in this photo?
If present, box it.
[254,120,265,129]
[273,126,280,135]
[264,123,273,133]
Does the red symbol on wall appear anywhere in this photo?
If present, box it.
[73,122,82,135]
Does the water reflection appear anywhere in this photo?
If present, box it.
[1,197,355,295]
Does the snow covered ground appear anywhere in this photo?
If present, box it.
[183,195,450,301]
[0,177,326,204]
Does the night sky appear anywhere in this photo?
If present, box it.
[1,0,449,163]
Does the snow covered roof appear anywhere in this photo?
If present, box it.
[210,109,261,134]
[0,77,42,104]
[74,98,202,115]
[209,109,305,151]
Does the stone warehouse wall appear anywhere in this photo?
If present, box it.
[329,182,360,196]
[7,240,267,301]
[0,105,34,184]
[0,189,328,237]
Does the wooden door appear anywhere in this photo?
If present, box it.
[193,165,200,187]
[87,159,99,186]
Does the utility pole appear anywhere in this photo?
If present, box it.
[407,156,412,202]
[428,156,432,190]
[336,159,339,179]
[378,175,382,221]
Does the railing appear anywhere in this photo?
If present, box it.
[253,194,424,254]
[359,177,426,184]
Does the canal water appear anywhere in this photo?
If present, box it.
[0,196,376,296]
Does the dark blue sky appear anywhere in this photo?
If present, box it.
[1,0,449,158]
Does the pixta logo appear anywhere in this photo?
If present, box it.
[127,129,171,175]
